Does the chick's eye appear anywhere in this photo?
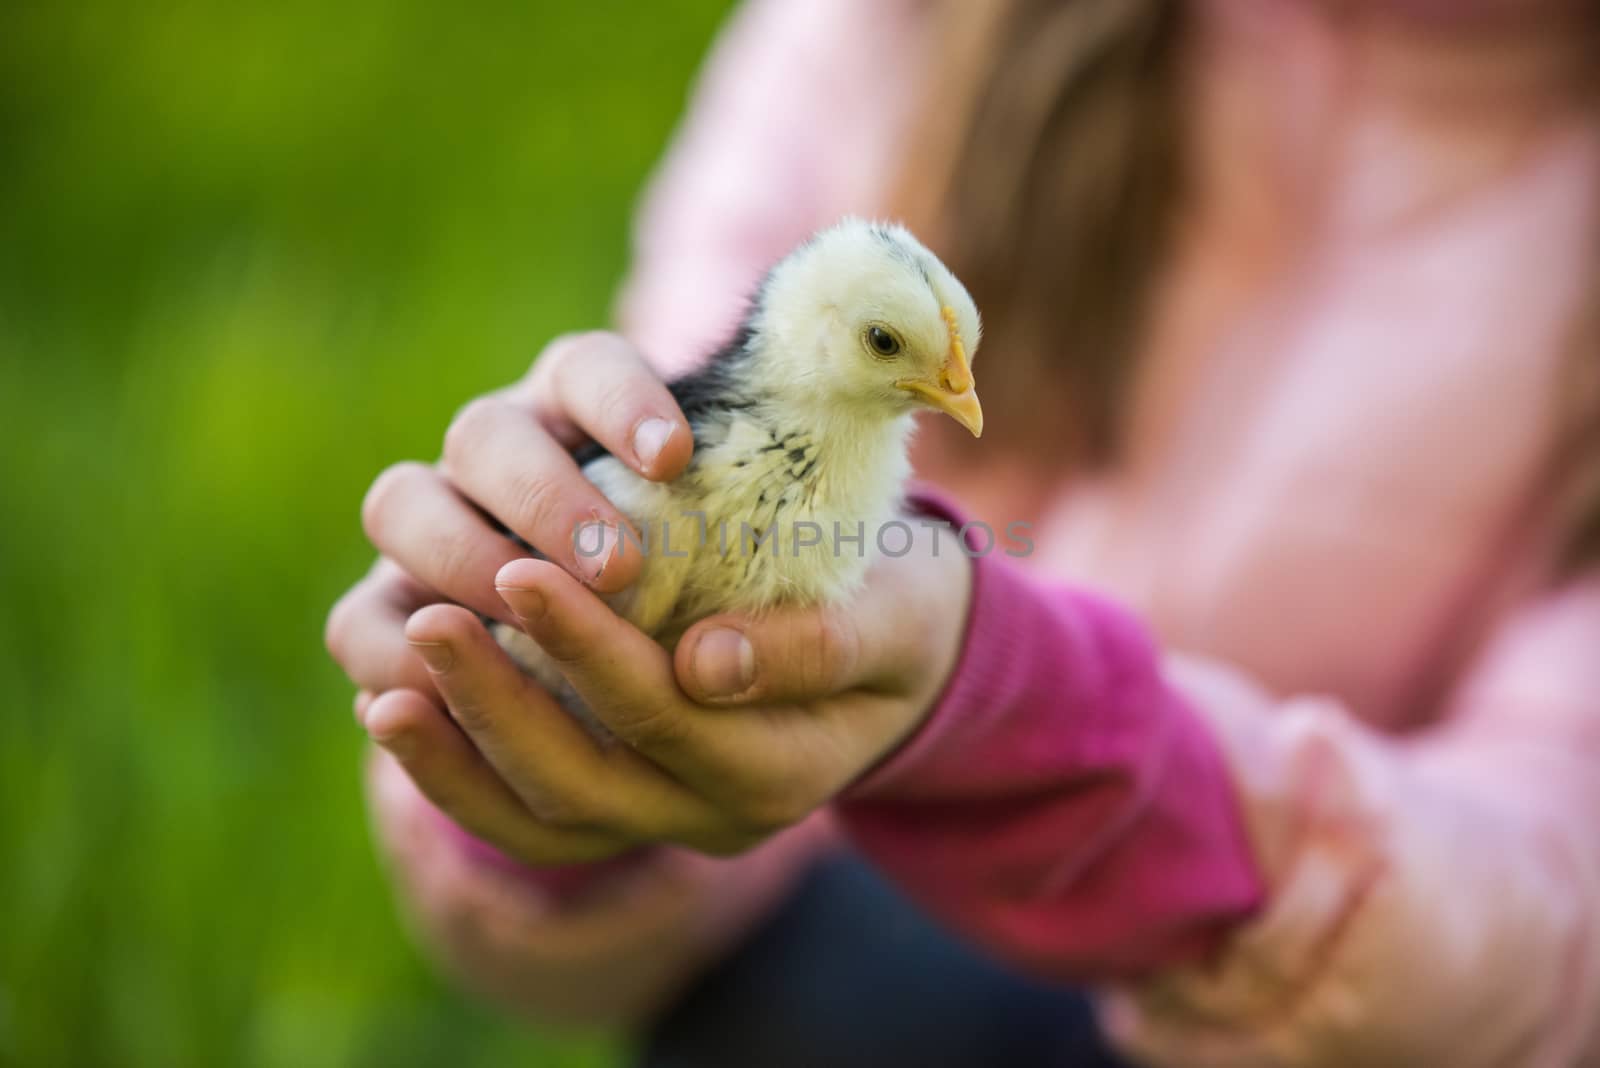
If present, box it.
[865,326,901,358]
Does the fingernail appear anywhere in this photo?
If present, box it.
[408,640,455,673]
[693,628,755,698]
[632,417,675,470]
[575,521,619,585]
[497,583,547,622]
[373,729,416,760]
[364,698,415,757]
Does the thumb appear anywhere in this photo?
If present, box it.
[675,604,886,706]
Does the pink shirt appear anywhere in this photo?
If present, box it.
[446,1,1600,1063]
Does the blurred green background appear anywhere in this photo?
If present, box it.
[0,2,735,1064]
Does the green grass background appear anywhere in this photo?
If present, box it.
[0,3,735,1064]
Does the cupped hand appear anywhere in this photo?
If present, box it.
[328,332,688,698]
[359,521,972,866]
[356,332,694,625]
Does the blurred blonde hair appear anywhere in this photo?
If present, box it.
[1555,296,1600,575]
[895,0,1600,578]
[892,0,1184,463]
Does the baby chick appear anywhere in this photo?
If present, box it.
[494,218,982,694]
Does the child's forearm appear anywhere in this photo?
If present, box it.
[371,750,834,1029]
[836,545,1265,980]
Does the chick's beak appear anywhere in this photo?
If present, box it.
[897,335,983,437]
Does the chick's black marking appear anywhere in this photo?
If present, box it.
[665,316,760,440]
[496,273,819,600]
[567,304,762,471]
[869,223,931,286]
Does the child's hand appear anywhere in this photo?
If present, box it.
[352,332,693,626]
[361,522,972,865]
[327,331,691,704]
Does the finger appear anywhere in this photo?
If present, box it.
[674,600,901,706]
[362,463,530,624]
[526,332,693,481]
[326,558,444,695]
[499,560,859,836]
[441,396,642,594]
[493,559,763,786]
[501,560,877,837]
[403,603,720,840]
[363,689,626,865]
[672,537,971,706]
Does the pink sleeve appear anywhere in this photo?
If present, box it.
[1097,575,1600,1067]
[838,505,1266,982]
